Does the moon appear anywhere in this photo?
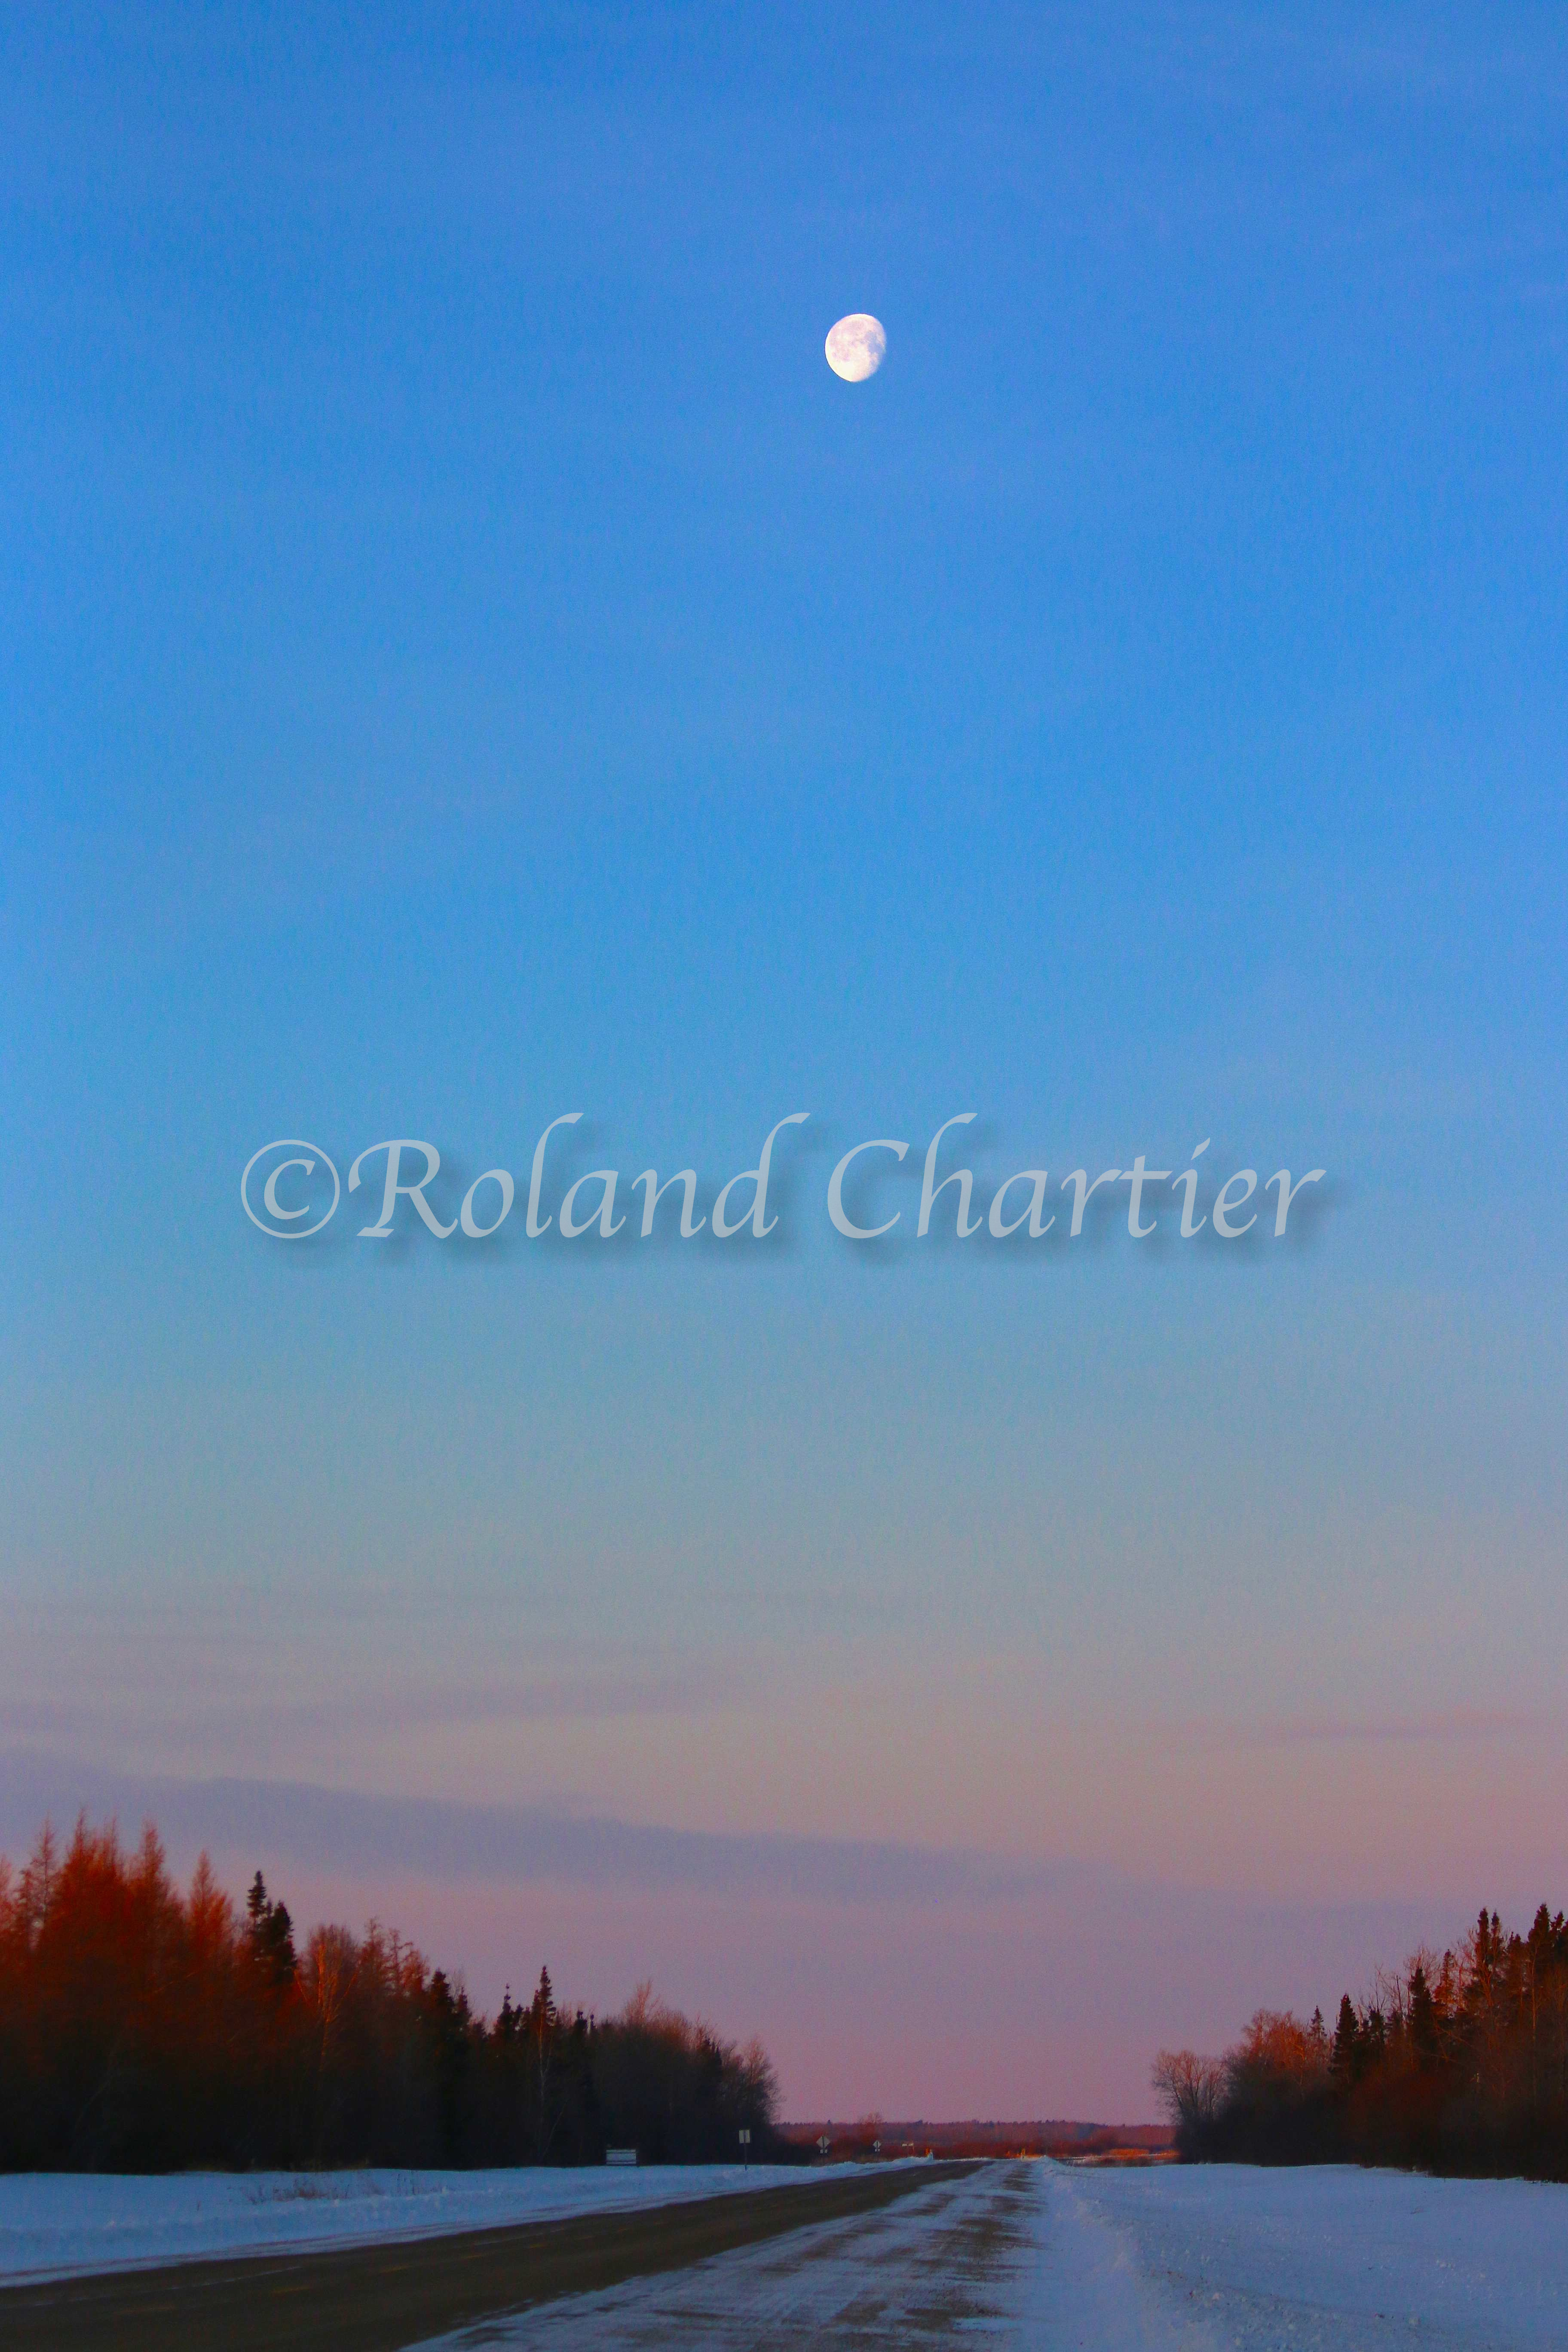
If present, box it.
[825,313,886,383]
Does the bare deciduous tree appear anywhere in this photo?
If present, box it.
[1151,2047,1224,2132]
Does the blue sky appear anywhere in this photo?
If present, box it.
[3,3,1566,2112]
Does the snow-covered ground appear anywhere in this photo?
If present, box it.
[0,2159,833,2283]
[1054,2160,1568,2349]
[408,2157,1568,2349]
[9,2154,1568,2344]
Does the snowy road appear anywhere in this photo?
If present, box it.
[413,2159,1568,2351]
[414,2159,1038,2349]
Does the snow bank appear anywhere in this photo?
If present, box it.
[0,2160,836,2283]
[1054,2160,1568,2349]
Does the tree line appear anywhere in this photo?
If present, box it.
[0,1818,785,2171]
[1155,1902,1568,2177]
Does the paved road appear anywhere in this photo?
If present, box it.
[0,2162,978,2352]
[449,2158,1040,2350]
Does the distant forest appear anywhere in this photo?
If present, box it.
[0,1819,786,2172]
[1155,1904,1568,2179]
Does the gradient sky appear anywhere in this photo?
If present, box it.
[3,3,1567,2117]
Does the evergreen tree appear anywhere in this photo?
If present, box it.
[245,1869,297,1987]
[1409,1965,1440,2070]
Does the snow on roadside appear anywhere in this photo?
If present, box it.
[1054,2160,1568,2350]
[1019,2166,1187,2349]
[0,2161,853,2284]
